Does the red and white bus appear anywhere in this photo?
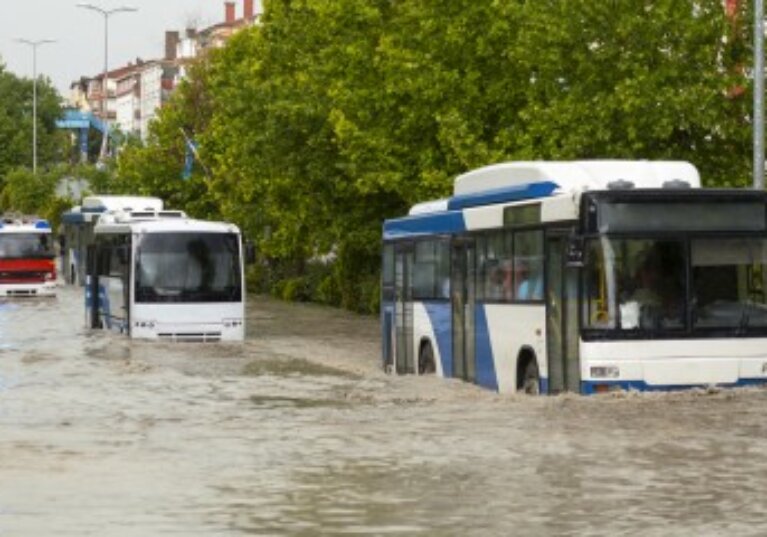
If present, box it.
[0,216,56,297]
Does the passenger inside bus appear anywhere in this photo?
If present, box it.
[515,259,543,301]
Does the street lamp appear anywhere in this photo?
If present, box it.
[76,2,137,162]
[755,0,765,189]
[15,38,56,175]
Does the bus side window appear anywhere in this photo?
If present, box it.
[513,230,544,301]
[477,231,513,302]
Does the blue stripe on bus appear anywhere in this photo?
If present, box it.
[99,284,112,329]
[423,302,453,378]
[383,211,465,240]
[474,305,499,391]
[447,181,559,211]
[581,378,767,395]
[540,377,549,395]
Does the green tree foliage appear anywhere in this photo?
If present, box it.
[0,166,68,228]
[0,62,66,186]
[115,0,753,312]
[116,58,220,218]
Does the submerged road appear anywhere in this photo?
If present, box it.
[1,287,767,535]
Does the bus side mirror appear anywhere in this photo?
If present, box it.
[566,235,585,268]
[244,240,256,265]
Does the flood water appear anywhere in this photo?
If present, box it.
[1,287,767,536]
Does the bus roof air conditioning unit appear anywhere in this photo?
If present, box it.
[607,179,635,190]
[662,179,691,189]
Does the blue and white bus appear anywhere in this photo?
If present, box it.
[61,196,163,286]
[381,161,767,394]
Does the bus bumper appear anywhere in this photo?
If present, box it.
[131,321,245,342]
[0,282,57,298]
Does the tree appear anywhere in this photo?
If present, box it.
[0,63,66,186]
[114,0,755,312]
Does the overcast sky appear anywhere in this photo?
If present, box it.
[1,1,258,95]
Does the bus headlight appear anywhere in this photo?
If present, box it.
[223,318,243,328]
[134,320,156,329]
[590,366,620,379]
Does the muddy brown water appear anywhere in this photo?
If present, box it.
[1,286,767,536]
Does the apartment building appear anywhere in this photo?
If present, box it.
[68,1,261,143]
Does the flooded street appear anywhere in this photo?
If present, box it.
[1,287,767,535]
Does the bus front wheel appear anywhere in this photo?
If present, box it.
[520,358,540,395]
[418,342,436,375]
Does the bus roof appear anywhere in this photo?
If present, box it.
[386,160,703,240]
[95,209,240,235]
[82,195,163,213]
[63,196,164,225]
[0,216,51,233]
[454,160,700,195]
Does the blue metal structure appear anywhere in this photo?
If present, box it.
[56,109,111,162]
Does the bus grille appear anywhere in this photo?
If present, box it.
[5,289,38,297]
[157,332,222,343]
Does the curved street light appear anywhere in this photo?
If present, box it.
[76,3,138,162]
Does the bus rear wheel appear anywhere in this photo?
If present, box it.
[521,359,540,395]
[419,342,436,375]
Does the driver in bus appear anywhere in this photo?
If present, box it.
[622,251,665,329]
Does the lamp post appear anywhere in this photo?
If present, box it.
[755,0,765,189]
[16,38,55,175]
[76,3,137,162]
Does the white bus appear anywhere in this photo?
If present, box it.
[61,196,163,285]
[381,160,767,394]
[86,208,251,342]
[0,216,56,297]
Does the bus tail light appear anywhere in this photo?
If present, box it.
[590,366,620,379]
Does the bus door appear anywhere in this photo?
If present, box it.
[85,244,99,329]
[394,244,415,374]
[451,239,476,382]
[545,232,581,393]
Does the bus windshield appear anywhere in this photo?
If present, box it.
[0,233,54,259]
[135,232,241,303]
[583,237,767,334]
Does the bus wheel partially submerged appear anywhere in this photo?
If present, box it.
[517,350,540,395]
[418,340,436,375]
